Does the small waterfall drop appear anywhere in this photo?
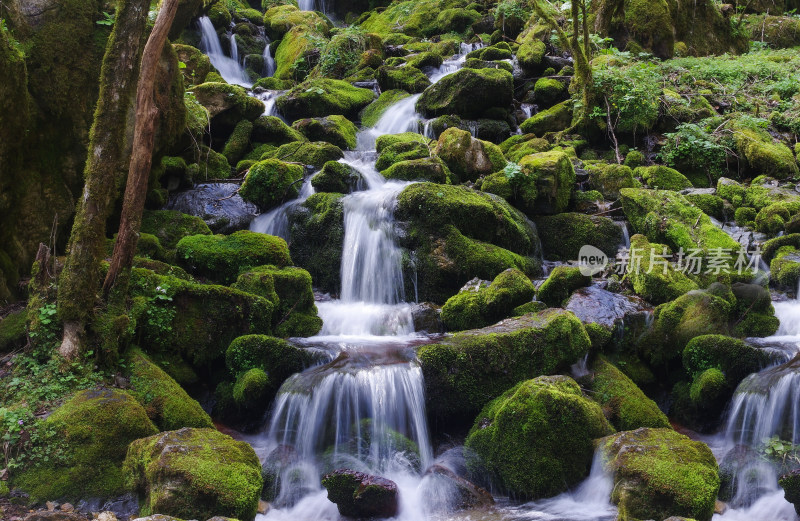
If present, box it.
[250,176,315,239]
[263,41,276,77]
[197,16,252,87]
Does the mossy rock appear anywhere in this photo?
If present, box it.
[127,348,214,431]
[173,44,211,85]
[536,266,591,306]
[731,121,799,180]
[187,145,232,181]
[360,0,477,37]
[586,356,671,431]
[491,150,575,216]
[636,165,693,191]
[265,141,344,168]
[359,89,412,127]
[500,134,550,163]
[175,230,291,284]
[517,30,546,73]
[232,367,271,409]
[264,4,330,41]
[376,140,431,172]
[771,246,800,289]
[376,65,431,93]
[239,159,305,211]
[191,82,265,122]
[684,192,725,221]
[375,132,433,152]
[627,234,699,305]
[13,389,158,501]
[225,334,312,380]
[519,101,572,135]
[660,89,716,129]
[418,309,591,427]
[441,268,535,331]
[589,163,641,199]
[465,375,613,499]
[291,115,358,150]
[435,127,506,184]
[0,308,27,353]
[287,192,345,294]
[222,119,254,164]
[533,77,566,106]
[124,428,263,521]
[684,333,769,387]
[311,161,362,193]
[141,210,212,252]
[382,157,451,183]
[276,78,376,120]
[416,67,513,119]
[599,428,719,521]
[535,213,622,260]
[273,25,325,81]
[251,115,307,145]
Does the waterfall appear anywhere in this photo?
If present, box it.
[197,16,252,87]
[263,40,276,77]
[250,177,315,239]
[298,0,316,11]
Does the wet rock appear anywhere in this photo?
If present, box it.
[321,469,399,518]
[718,445,764,504]
[565,286,651,347]
[779,469,800,515]
[423,464,494,510]
[410,302,443,334]
[59,505,73,513]
[261,444,301,503]
[23,513,84,521]
[165,183,259,234]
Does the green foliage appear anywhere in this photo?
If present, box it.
[591,62,662,134]
[143,283,176,348]
[659,122,731,186]
[762,437,800,472]
[96,11,115,26]
[317,27,367,78]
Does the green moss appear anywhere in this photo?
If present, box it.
[536,266,591,306]
[252,115,306,145]
[376,140,431,171]
[382,157,451,183]
[600,428,719,521]
[233,367,270,408]
[377,65,431,93]
[124,428,262,521]
[500,135,550,163]
[735,206,757,227]
[533,78,566,106]
[141,210,211,253]
[519,101,572,135]
[222,119,254,164]
[465,375,612,499]
[359,89,412,127]
[535,213,622,260]
[359,0,474,37]
[176,230,292,284]
[756,202,798,234]
[441,268,535,331]
[266,140,344,168]
[240,159,306,211]
[771,246,800,289]
[225,334,312,379]
[419,309,591,426]
[683,334,767,388]
[416,67,513,119]
[189,145,231,180]
[517,31,546,73]
[127,348,213,431]
[623,150,645,168]
[173,44,211,85]
[587,356,671,431]
[276,78,376,120]
[291,115,358,150]
[264,4,329,40]
[191,82,265,122]
[686,193,725,220]
[635,165,693,190]
[627,234,699,304]
[435,127,507,183]
[0,308,27,352]
[731,122,799,180]
[311,160,361,193]
[588,163,641,199]
[505,150,575,215]
[287,192,345,293]
[13,389,158,501]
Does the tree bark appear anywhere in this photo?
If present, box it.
[104,0,180,293]
[56,0,150,360]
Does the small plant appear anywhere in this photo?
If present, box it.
[761,437,800,472]
[659,121,732,184]
[143,284,176,347]
[96,11,115,26]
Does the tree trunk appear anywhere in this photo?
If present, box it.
[104,0,180,294]
[56,0,150,360]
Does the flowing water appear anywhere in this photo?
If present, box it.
[197,16,252,87]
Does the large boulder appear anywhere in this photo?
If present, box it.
[291,115,358,150]
[434,127,506,184]
[465,376,612,498]
[536,266,591,307]
[276,79,376,121]
[191,82,264,124]
[321,469,398,518]
[416,68,513,119]
[599,428,720,521]
[535,212,622,260]
[124,428,263,521]
[418,309,591,427]
[239,159,305,211]
[12,389,158,501]
[564,286,652,349]
[626,234,699,305]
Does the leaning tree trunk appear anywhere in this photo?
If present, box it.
[104,0,180,294]
[57,0,150,360]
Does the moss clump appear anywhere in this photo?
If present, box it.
[239,159,306,211]
[418,309,591,426]
[359,90,412,127]
[124,428,263,521]
[311,161,361,193]
[535,213,621,260]
[586,356,671,431]
[251,115,307,145]
[173,44,212,85]
[416,68,513,119]
[500,134,550,163]
[376,65,431,93]
[517,30,546,73]
[519,101,572,135]
[0,308,27,353]
[264,4,330,40]
[376,140,431,172]
[533,77,566,106]
[537,266,590,306]
[771,245,800,290]
[635,165,693,190]
[600,428,720,521]
[266,141,344,168]
[493,150,575,216]
[685,193,725,220]
[141,210,211,252]
[222,119,254,165]
[441,268,535,331]
[225,334,312,379]
[735,206,757,227]
[756,202,795,235]
[232,367,270,409]
[465,376,612,499]
[382,157,451,183]
[626,234,699,304]
[359,0,476,37]
[191,82,265,122]
[435,127,506,184]
[291,115,358,150]
[731,121,799,180]
[276,78,376,120]
[589,164,641,199]
[176,230,292,284]
[127,348,214,431]
[13,389,158,501]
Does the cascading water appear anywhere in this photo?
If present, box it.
[197,16,252,87]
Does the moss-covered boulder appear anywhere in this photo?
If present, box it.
[311,161,362,193]
[731,120,799,180]
[396,183,541,303]
[533,77,567,106]
[321,469,399,518]
[435,127,506,183]
[441,268,535,331]
[465,376,612,498]
[683,334,768,391]
[266,140,344,168]
[239,159,305,211]
[585,356,671,431]
[360,0,478,37]
[264,4,330,41]
[381,157,450,183]
[125,428,263,521]
[537,266,591,307]
[376,139,432,172]
[636,165,693,190]
[599,428,719,521]
[535,213,622,260]
[251,115,306,145]
[173,44,211,85]
[291,115,358,150]
[418,309,591,426]
[13,389,158,501]
[127,348,213,431]
[517,29,547,73]
[176,230,291,284]
[276,78,376,121]
[771,245,800,289]
[416,68,513,119]
[287,192,345,294]
[627,234,699,305]
[377,65,431,93]
[0,308,27,353]
[225,334,312,381]
[519,101,572,135]
[222,120,254,164]
[589,163,641,200]
[191,82,265,124]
